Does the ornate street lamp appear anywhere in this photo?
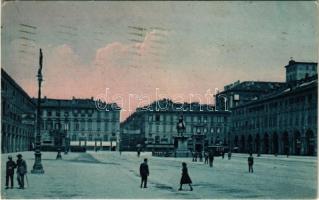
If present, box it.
[31,49,45,174]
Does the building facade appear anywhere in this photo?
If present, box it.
[216,80,285,111]
[39,97,121,151]
[1,69,36,153]
[230,76,317,155]
[285,60,317,82]
[121,99,231,152]
[218,60,318,156]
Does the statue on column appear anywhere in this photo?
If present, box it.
[176,115,186,136]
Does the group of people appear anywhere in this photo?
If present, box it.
[194,151,218,167]
[139,152,254,192]
[139,158,193,191]
[5,154,28,189]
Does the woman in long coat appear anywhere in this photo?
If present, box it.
[179,162,193,191]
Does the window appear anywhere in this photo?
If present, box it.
[161,137,168,143]
[2,100,6,116]
[88,134,93,141]
[47,120,53,130]
[210,127,214,133]
[308,115,312,124]
[81,120,85,130]
[155,114,160,122]
[104,122,109,131]
[103,135,108,141]
[193,116,198,122]
[81,110,86,117]
[88,119,92,131]
[155,136,160,144]
[55,123,60,130]
[98,122,102,131]
[75,120,79,131]
[72,134,77,141]
[308,94,313,104]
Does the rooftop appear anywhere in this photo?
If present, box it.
[223,81,285,92]
[285,60,318,68]
[232,75,318,109]
[32,97,121,111]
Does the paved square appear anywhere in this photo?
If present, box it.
[1,151,317,199]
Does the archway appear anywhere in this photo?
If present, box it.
[234,136,239,147]
[255,134,260,154]
[282,132,289,155]
[294,131,301,155]
[263,133,269,154]
[272,132,279,154]
[241,135,245,153]
[306,130,315,156]
[247,135,253,153]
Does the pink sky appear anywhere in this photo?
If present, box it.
[2,2,316,121]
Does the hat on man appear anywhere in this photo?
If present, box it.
[17,154,22,158]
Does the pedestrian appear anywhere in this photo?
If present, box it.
[179,162,193,191]
[192,152,195,162]
[16,154,27,189]
[208,151,214,167]
[221,149,225,159]
[204,152,208,164]
[248,153,254,173]
[137,150,141,157]
[199,152,203,162]
[139,158,149,188]
[5,155,16,189]
[194,152,198,162]
[228,151,232,160]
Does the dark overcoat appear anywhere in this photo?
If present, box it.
[180,166,192,184]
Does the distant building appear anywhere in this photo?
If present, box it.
[216,81,285,111]
[1,69,36,153]
[39,97,121,151]
[285,60,317,82]
[120,99,231,152]
[231,75,317,155]
[218,60,318,156]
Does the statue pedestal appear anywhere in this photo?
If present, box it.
[174,136,190,157]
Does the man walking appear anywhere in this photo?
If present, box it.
[5,156,16,189]
[16,154,27,189]
[204,152,208,164]
[139,158,149,188]
[248,153,254,173]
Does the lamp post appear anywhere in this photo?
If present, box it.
[116,130,120,152]
[31,49,45,174]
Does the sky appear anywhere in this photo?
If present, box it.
[1,1,318,121]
